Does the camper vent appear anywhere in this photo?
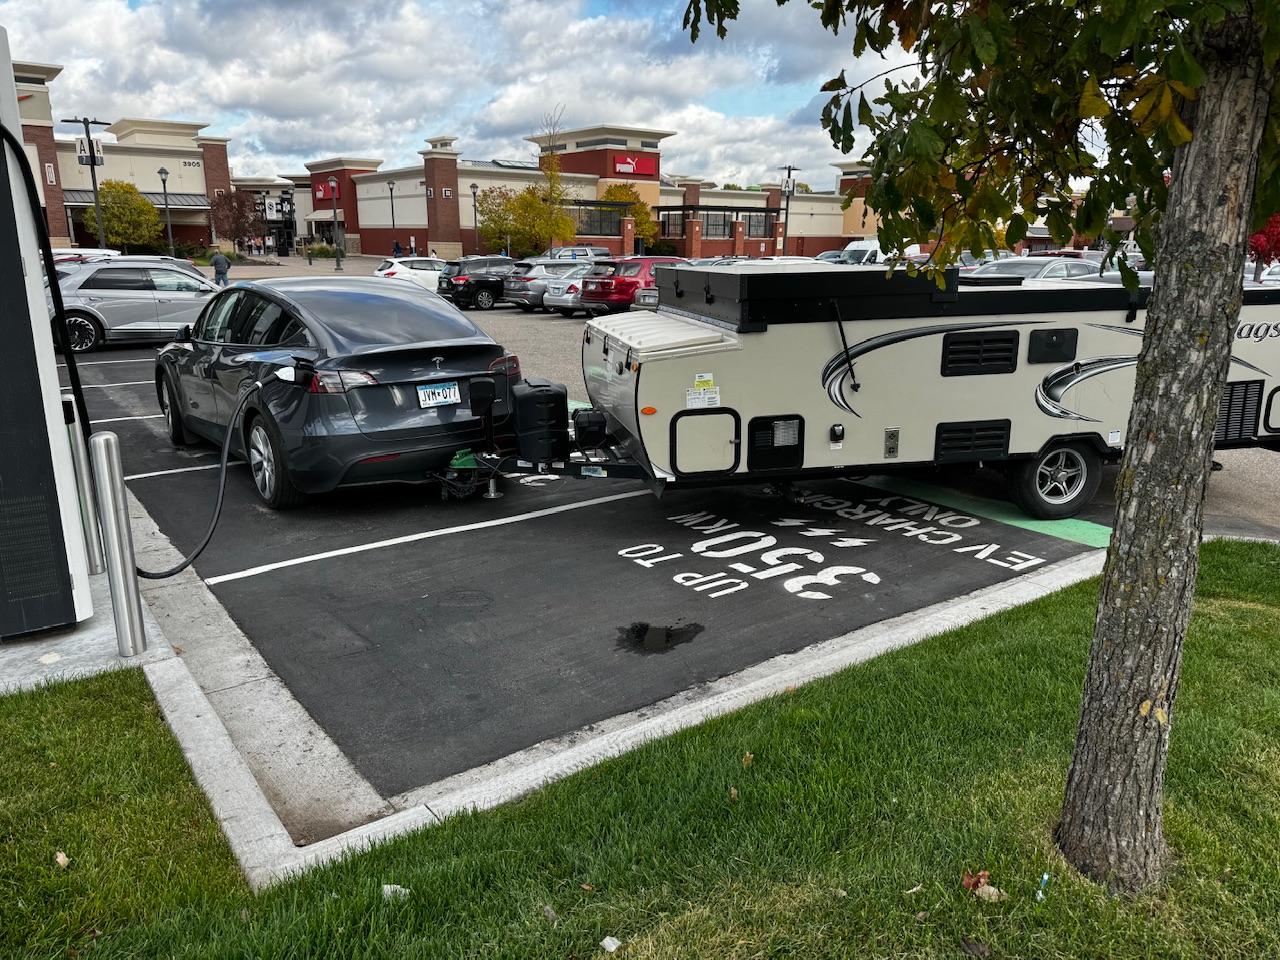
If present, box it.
[941,330,1019,376]
[1214,380,1264,444]
[748,416,805,471]
[934,420,1011,463]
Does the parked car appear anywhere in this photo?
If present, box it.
[1244,261,1280,283]
[541,264,593,317]
[435,256,514,304]
[100,254,204,277]
[683,256,748,266]
[580,256,685,313]
[53,258,219,352]
[633,286,659,310]
[542,246,613,260]
[155,277,521,508]
[1030,248,1107,261]
[967,258,1101,281]
[502,258,582,311]
[436,256,515,306]
[374,256,447,292]
[816,250,846,263]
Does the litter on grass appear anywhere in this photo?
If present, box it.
[601,935,622,952]
[381,884,410,901]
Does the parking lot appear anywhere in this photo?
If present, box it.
[61,288,1280,818]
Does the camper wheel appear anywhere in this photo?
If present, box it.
[1011,441,1102,520]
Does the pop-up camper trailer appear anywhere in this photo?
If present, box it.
[561,263,1280,519]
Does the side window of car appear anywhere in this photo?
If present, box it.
[81,267,151,291]
[244,298,286,345]
[1068,261,1096,277]
[148,268,207,292]
[227,294,276,345]
[1042,261,1068,278]
[269,315,314,347]
[197,291,241,342]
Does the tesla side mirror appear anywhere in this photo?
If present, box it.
[469,376,497,417]
[176,324,192,342]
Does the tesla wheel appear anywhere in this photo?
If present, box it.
[1011,441,1102,520]
[246,414,303,509]
[475,289,496,310]
[65,313,102,353]
[158,373,190,447]
[558,308,576,318]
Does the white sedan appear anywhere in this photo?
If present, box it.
[374,256,447,292]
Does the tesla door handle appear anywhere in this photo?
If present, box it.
[157,298,173,303]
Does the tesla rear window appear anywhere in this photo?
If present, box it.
[287,288,482,345]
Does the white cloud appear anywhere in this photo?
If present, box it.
[0,0,902,188]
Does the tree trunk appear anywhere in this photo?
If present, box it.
[1055,18,1275,893]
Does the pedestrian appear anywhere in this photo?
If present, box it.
[210,249,231,287]
[392,239,403,257]
[430,248,439,258]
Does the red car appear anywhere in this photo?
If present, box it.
[581,256,685,313]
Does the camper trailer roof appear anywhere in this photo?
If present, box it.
[654,263,1280,333]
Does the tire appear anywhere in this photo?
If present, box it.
[65,312,102,353]
[475,289,496,310]
[245,413,304,509]
[1010,441,1102,520]
[557,308,576,318]
[158,373,190,447]
[518,304,534,313]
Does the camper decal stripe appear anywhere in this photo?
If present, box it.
[821,320,1044,415]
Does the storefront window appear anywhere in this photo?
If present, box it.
[745,212,774,238]
[572,205,622,237]
[659,211,685,237]
[700,211,732,239]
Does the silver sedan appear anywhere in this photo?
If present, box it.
[52,258,218,352]
[542,264,593,317]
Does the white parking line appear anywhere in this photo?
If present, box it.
[125,462,241,481]
[59,358,153,366]
[205,489,650,587]
[91,414,164,425]
[80,380,153,389]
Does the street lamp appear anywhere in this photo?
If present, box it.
[157,167,174,256]
[386,180,397,250]
[328,176,342,271]
[470,182,479,254]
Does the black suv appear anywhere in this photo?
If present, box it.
[437,256,515,309]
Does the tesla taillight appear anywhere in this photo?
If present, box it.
[488,354,521,379]
[309,370,379,393]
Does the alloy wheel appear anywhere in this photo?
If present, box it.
[66,316,97,352]
[249,424,276,501]
[1036,448,1087,504]
[476,290,494,309]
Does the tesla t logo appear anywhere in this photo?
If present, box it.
[614,155,656,176]
[431,356,444,370]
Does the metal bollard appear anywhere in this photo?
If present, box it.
[335,247,344,272]
[307,249,313,266]
[89,432,147,657]
[483,475,503,500]
[63,395,104,575]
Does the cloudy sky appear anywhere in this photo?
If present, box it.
[0,0,905,189]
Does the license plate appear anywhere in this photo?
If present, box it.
[417,381,461,408]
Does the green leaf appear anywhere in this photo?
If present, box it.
[1005,213,1028,246]
[969,19,997,66]
[1079,77,1111,118]
[1118,258,1139,294]
[858,92,874,127]
[1166,40,1207,88]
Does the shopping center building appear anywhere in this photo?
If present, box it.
[14,56,877,257]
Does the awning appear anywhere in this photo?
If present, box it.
[63,188,210,210]
[305,208,344,222]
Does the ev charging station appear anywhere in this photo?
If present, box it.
[0,27,94,638]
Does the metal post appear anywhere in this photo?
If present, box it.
[64,117,111,249]
[158,167,174,256]
[483,476,503,500]
[64,394,104,575]
[777,163,800,256]
[89,432,147,657]
[329,176,343,271]
[387,180,396,246]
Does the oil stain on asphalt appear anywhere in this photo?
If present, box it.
[616,621,705,655]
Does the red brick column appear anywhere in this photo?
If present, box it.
[423,155,461,259]
[198,139,232,248]
[22,124,68,243]
[732,220,745,257]
[685,217,702,259]
[622,216,635,255]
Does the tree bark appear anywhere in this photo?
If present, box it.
[1055,18,1275,893]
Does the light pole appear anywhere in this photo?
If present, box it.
[469,182,479,254]
[157,167,174,256]
[386,180,397,250]
[328,176,342,271]
[777,164,801,256]
[63,116,109,248]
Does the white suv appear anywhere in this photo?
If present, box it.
[374,256,447,292]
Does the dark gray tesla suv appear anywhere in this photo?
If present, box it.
[155,277,519,507]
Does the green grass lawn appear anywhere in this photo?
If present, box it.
[3,540,1278,959]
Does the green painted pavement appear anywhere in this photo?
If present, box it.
[859,476,1113,549]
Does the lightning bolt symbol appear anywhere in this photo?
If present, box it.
[800,528,843,537]
[829,538,875,548]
